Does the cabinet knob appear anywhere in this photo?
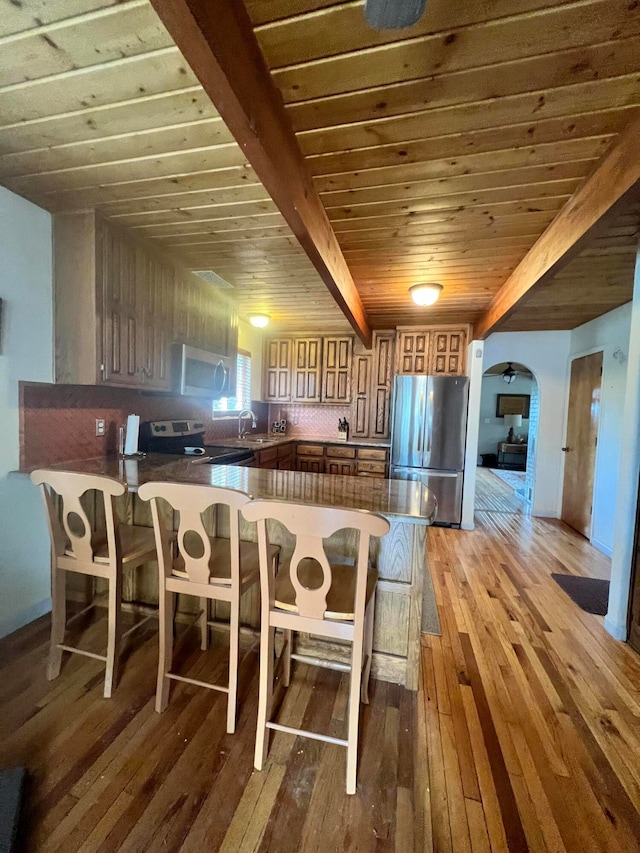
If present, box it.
[561,446,571,452]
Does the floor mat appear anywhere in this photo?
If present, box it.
[551,573,610,615]
[489,467,526,496]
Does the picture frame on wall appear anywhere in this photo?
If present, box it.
[496,393,530,418]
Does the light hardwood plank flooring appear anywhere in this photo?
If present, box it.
[2,511,637,851]
[475,466,526,515]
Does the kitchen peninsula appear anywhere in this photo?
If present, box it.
[28,453,438,691]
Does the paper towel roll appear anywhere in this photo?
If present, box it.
[124,414,140,456]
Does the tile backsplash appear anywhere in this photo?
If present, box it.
[267,403,351,438]
[20,382,268,468]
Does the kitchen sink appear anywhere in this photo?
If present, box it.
[242,437,270,443]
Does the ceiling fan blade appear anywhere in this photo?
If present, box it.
[364,0,427,29]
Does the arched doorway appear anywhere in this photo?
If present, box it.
[474,361,539,516]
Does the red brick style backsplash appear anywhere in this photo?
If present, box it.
[20,383,268,467]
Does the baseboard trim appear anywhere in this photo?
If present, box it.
[532,509,560,518]
[591,538,613,558]
[604,616,627,641]
[0,596,51,640]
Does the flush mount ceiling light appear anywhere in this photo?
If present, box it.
[249,314,270,328]
[502,362,517,384]
[409,282,443,307]
[365,0,427,29]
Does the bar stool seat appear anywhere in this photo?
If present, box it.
[171,537,277,586]
[69,525,157,566]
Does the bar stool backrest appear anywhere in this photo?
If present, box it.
[31,469,125,568]
[137,481,252,585]
[242,500,390,621]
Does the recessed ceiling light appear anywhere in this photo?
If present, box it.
[249,314,270,328]
[409,283,443,306]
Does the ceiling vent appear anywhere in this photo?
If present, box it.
[193,270,234,289]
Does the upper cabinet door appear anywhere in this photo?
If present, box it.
[322,336,353,403]
[100,222,140,387]
[397,330,430,374]
[264,338,292,401]
[370,331,396,439]
[292,337,323,402]
[350,352,371,437]
[429,329,467,375]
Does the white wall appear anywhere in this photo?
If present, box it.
[483,331,571,517]
[461,340,485,529]
[606,247,640,641]
[0,188,53,638]
[238,319,264,402]
[477,373,533,455]
[569,303,632,556]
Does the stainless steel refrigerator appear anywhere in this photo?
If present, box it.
[390,375,469,526]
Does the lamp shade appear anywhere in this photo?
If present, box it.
[409,282,443,306]
[504,414,523,428]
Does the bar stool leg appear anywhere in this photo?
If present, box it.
[346,629,365,795]
[227,597,240,734]
[361,592,375,704]
[255,624,275,771]
[47,566,66,681]
[104,570,123,699]
[156,587,174,712]
[199,597,209,651]
[282,629,292,687]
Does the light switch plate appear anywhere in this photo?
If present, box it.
[95,418,106,437]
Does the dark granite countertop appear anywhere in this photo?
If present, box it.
[19,453,435,525]
[210,434,390,451]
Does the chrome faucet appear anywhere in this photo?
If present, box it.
[238,408,257,439]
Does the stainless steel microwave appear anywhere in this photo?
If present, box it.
[178,344,236,399]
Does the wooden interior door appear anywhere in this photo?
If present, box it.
[561,351,603,538]
[628,473,640,654]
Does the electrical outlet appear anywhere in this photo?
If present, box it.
[293,418,298,425]
[95,418,106,437]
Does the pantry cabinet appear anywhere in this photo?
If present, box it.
[350,352,371,438]
[54,211,237,389]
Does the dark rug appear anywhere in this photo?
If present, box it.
[0,767,26,853]
[551,573,610,615]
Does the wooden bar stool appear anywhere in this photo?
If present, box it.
[31,469,159,698]
[242,499,390,794]
[137,481,279,734]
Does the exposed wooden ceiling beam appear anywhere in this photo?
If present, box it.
[148,0,371,346]
[474,114,640,338]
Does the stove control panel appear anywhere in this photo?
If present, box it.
[148,420,205,437]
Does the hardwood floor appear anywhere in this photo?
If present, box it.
[474,466,525,515]
[1,512,639,851]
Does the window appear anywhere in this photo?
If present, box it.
[212,350,251,414]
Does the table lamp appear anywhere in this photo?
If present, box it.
[504,414,523,443]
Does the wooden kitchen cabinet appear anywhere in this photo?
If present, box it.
[430,328,467,375]
[397,329,430,374]
[350,352,371,438]
[396,326,469,376]
[292,337,323,402]
[322,336,353,402]
[370,331,395,439]
[263,338,293,402]
[54,211,237,389]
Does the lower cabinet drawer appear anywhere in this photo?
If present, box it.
[357,447,389,461]
[296,444,324,457]
[357,460,387,475]
[325,445,356,459]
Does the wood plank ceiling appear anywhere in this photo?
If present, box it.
[0,0,639,334]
